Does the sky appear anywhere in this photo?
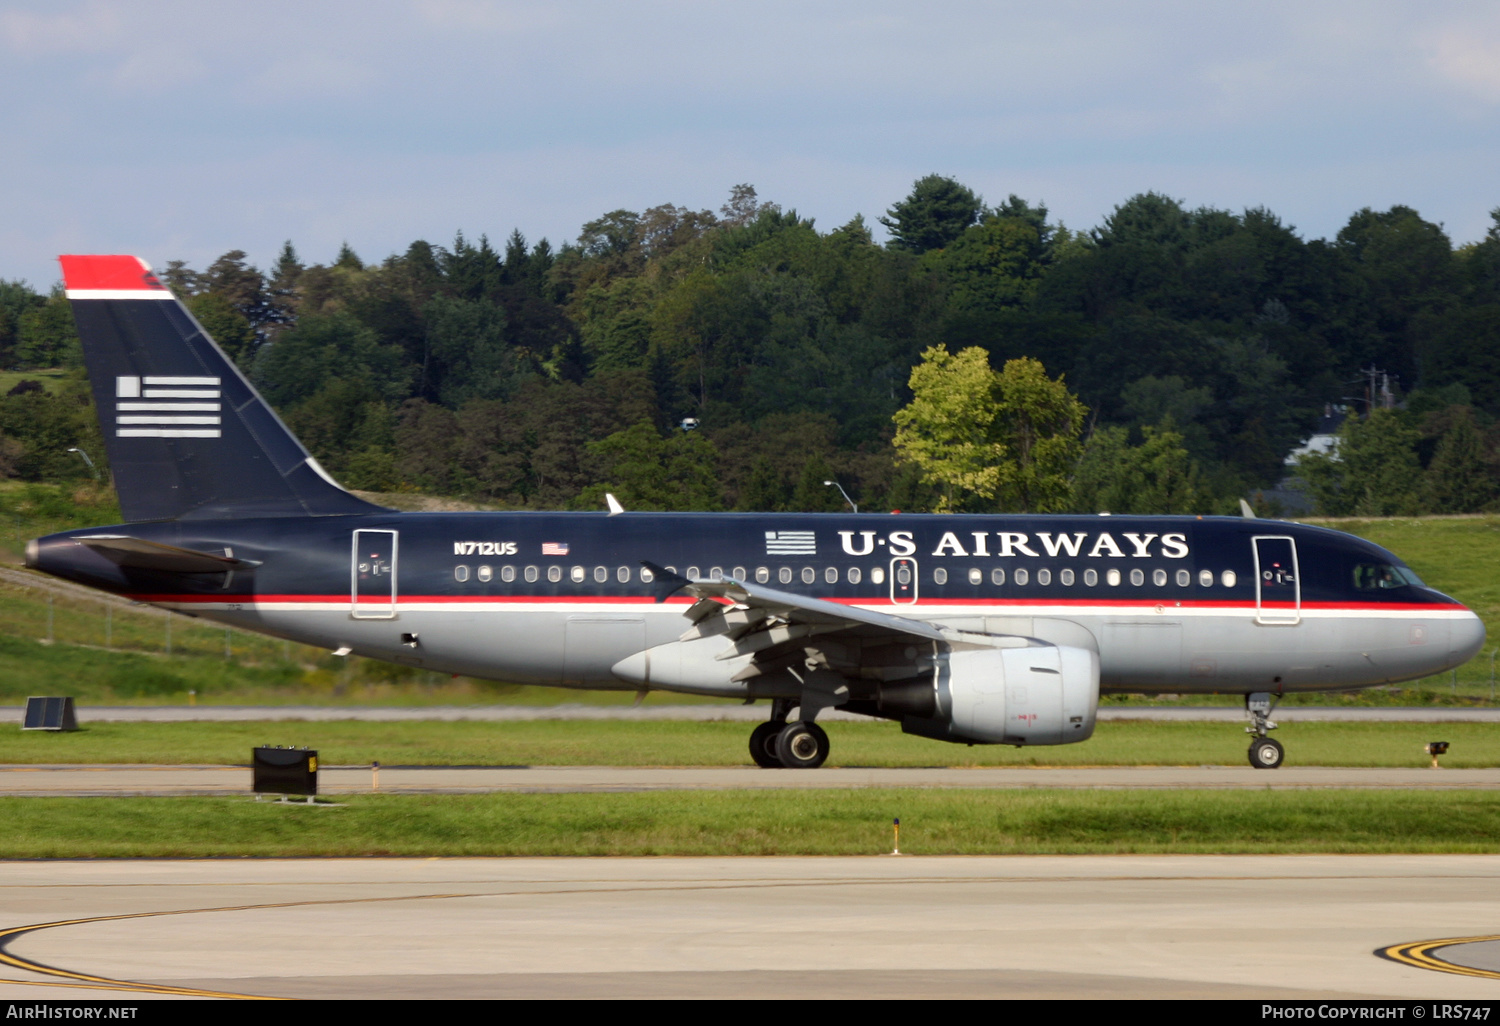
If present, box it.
[2,0,1498,285]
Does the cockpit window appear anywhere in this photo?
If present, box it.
[1353,562,1424,591]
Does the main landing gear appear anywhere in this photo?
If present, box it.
[1245,691,1283,769]
[749,699,831,769]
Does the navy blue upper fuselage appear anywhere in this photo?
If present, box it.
[35,512,1461,610]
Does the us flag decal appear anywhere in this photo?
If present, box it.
[115,375,221,438]
[542,542,569,555]
[765,530,816,555]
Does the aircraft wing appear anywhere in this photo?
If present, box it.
[641,563,956,690]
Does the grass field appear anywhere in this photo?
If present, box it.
[3,719,1495,767]
[3,789,1499,858]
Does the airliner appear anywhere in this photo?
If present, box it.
[25,255,1486,769]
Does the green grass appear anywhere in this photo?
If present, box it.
[3,719,1496,767]
[0,369,68,398]
[3,789,1499,857]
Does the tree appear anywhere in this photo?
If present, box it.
[991,355,1087,512]
[1424,407,1496,513]
[421,296,514,407]
[581,420,723,511]
[15,290,81,368]
[880,175,981,253]
[187,293,255,367]
[1093,192,1191,251]
[892,346,1085,512]
[1296,409,1422,516]
[1071,423,1209,514]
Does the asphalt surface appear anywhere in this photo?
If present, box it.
[2,855,1497,999]
[4,764,1499,795]
[9,704,1500,722]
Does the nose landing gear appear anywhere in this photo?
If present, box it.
[748,698,831,769]
[1246,691,1283,768]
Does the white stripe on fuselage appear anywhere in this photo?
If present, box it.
[143,598,1477,620]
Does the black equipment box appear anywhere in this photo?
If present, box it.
[252,747,318,796]
[22,696,78,731]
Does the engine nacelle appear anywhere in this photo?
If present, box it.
[903,642,1099,746]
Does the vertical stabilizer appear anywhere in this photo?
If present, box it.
[60,254,388,522]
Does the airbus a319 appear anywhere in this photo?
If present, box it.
[26,255,1487,769]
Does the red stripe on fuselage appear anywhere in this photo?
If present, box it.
[123,592,1466,613]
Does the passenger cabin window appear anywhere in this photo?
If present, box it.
[501,566,516,583]
[571,566,586,583]
[732,566,746,581]
[824,567,837,584]
[1129,569,1144,586]
[779,567,793,584]
[454,565,470,582]
[525,566,539,583]
[616,566,630,583]
[1354,563,1421,590]
[966,568,980,585]
[710,567,723,581]
[1153,569,1168,587]
[1198,569,1213,587]
[872,567,886,585]
[641,567,655,583]
[1176,569,1190,587]
[756,567,770,583]
[594,566,608,583]
[1037,568,1052,586]
[801,567,815,584]
[848,567,862,584]
[1221,570,1237,588]
[547,566,562,583]
[1084,569,1098,586]
[1060,568,1075,586]
[934,568,949,585]
[1106,569,1121,586]
[991,568,1005,586]
[1014,568,1029,586]
[477,565,493,582]
[687,566,700,580]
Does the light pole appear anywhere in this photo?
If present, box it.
[823,480,857,514]
[66,447,99,480]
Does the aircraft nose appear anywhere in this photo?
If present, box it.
[1451,610,1487,665]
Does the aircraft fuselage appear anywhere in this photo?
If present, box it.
[30,510,1483,698]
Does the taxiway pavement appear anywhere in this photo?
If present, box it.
[9,704,1500,722]
[4,763,1500,795]
[1,855,1497,999]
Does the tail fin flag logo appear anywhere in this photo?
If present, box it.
[115,375,222,438]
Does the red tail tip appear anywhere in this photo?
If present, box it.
[58,255,167,292]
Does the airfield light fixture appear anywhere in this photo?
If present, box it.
[823,480,857,513]
[66,447,99,480]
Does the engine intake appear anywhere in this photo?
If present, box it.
[900,642,1099,746]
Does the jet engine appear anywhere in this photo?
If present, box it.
[892,642,1099,746]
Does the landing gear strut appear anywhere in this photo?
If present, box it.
[1246,691,1283,769]
[749,699,831,769]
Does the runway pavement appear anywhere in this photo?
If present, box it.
[5,763,1500,795]
[2,855,1499,999]
[8,703,1500,722]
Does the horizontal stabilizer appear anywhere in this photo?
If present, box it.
[78,535,260,574]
